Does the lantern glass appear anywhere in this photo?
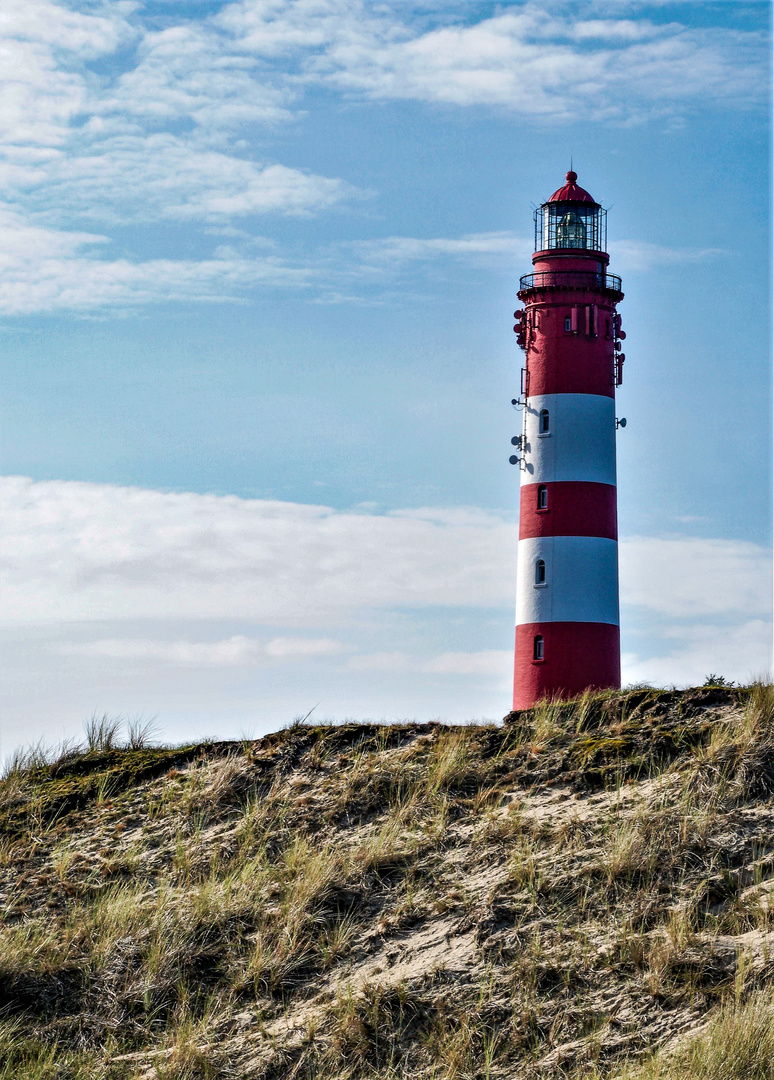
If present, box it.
[557,210,585,247]
[536,202,606,253]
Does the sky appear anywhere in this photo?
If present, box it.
[0,0,771,756]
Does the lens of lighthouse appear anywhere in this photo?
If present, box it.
[557,210,586,248]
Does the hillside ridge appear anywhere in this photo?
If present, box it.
[2,684,774,1078]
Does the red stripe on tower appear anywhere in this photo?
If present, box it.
[513,623,621,710]
[519,482,617,540]
[511,171,626,710]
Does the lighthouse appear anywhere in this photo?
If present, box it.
[511,171,625,710]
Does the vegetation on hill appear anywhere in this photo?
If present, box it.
[1,684,773,1078]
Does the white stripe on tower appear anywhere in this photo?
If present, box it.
[515,536,620,626]
[522,394,617,486]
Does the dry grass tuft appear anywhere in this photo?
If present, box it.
[607,987,774,1079]
[84,712,123,752]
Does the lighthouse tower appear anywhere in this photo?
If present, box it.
[511,171,625,710]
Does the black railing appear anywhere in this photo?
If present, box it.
[519,271,622,293]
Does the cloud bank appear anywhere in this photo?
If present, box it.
[0,476,516,623]
[0,217,723,314]
[2,472,770,629]
[1,476,770,749]
[0,0,764,313]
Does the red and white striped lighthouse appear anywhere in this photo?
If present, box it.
[511,171,625,710]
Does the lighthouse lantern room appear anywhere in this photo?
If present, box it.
[511,171,625,711]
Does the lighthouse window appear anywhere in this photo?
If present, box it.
[534,559,546,585]
[539,409,550,435]
[533,635,544,662]
[537,485,548,510]
[564,316,572,332]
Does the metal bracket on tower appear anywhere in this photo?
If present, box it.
[614,351,626,386]
[511,368,530,409]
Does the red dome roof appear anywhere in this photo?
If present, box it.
[547,171,596,204]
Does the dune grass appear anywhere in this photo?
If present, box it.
[0,684,772,1078]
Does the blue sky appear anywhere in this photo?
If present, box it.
[0,0,771,755]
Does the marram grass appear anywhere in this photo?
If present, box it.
[604,988,774,1080]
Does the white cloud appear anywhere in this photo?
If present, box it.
[61,636,507,677]
[0,1,134,147]
[3,476,770,629]
[352,232,721,275]
[214,0,359,58]
[0,476,516,623]
[266,635,348,658]
[609,240,725,273]
[0,205,310,313]
[210,0,765,126]
[286,2,767,119]
[61,634,347,665]
[0,0,132,55]
[0,1,762,312]
[101,22,292,131]
[0,0,356,287]
[619,535,772,688]
[420,650,512,677]
[622,619,773,689]
[1,475,771,749]
[19,138,355,223]
[0,255,304,314]
[0,209,724,314]
[619,536,772,618]
[350,231,532,266]
[346,649,511,677]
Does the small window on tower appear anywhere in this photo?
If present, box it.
[533,635,544,662]
[539,409,550,435]
[534,559,546,585]
[537,485,548,510]
[564,316,572,332]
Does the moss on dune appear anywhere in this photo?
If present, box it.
[0,745,207,837]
